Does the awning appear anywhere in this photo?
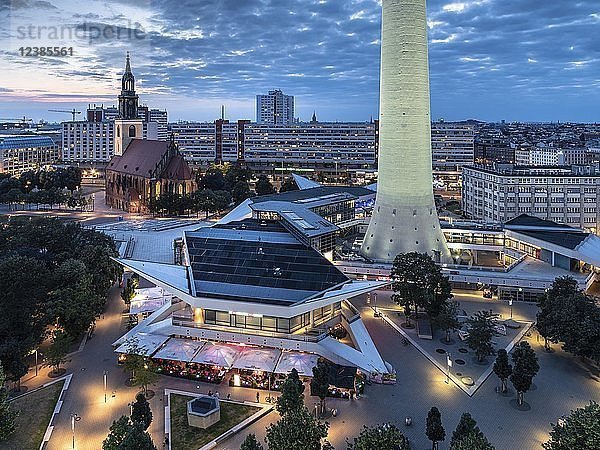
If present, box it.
[232,347,282,373]
[152,338,205,362]
[274,352,319,377]
[115,333,169,356]
[191,342,243,369]
[129,287,174,315]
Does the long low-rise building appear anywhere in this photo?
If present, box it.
[462,163,600,233]
[0,135,59,175]
[170,120,474,179]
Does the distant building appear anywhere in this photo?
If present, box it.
[61,54,166,166]
[431,121,475,191]
[0,136,59,175]
[105,136,196,213]
[170,121,378,174]
[515,146,590,166]
[474,137,516,164]
[462,163,600,233]
[256,89,295,124]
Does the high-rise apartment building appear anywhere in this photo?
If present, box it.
[256,89,295,124]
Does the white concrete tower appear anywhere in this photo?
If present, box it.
[361,0,450,263]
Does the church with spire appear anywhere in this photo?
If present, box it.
[105,53,196,213]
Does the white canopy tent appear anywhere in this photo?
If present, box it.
[152,338,205,362]
[115,333,169,356]
[191,342,243,369]
[232,347,282,373]
[129,287,174,315]
[274,351,319,377]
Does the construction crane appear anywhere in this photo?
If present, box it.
[0,117,34,127]
[48,109,82,121]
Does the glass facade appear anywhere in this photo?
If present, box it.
[203,304,340,334]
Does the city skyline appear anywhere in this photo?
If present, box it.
[1,0,599,123]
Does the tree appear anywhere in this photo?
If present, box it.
[537,277,579,351]
[241,433,264,450]
[232,181,252,204]
[121,278,136,306]
[122,340,158,397]
[255,175,276,196]
[192,189,216,218]
[543,402,600,450]
[276,368,304,415]
[0,255,48,390]
[450,413,484,448]
[432,301,460,343]
[198,167,226,191]
[391,253,452,325]
[450,431,495,450]
[44,329,72,375]
[225,164,251,188]
[347,424,411,450]
[493,349,512,394]
[310,360,330,416]
[279,177,299,193]
[119,424,157,450]
[0,363,16,441]
[426,407,445,450]
[212,190,233,214]
[510,341,539,407]
[131,392,152,430]
[466,311,499,362]
[103,415,131,450]
[266,407,329,450]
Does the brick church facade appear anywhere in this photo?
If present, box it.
[105,54,195,213]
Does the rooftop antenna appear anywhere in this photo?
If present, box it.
[221,105,225,120]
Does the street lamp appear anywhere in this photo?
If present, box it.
[103,371,108,403]
[70,413,80,449]
[373,292,379,317]
[34,349,38,377]
[509,299,513,320]
[446,353,452,384]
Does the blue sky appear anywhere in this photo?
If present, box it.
[1,0,599,123]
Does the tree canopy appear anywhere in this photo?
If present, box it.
[276,368,305,416]
[391,252,452,322]
[537,276,600,361]
[510,341,539,406]
[426,407,446,449]
[466,311,500,362]
[543,402,600,450]
[347,424,411,450]
[265,407,329,450]
[0,217,120,384]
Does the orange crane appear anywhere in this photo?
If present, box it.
[48,108,82,121]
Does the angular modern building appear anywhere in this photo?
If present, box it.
[361,0,450,263]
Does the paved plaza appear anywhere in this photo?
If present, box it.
[30,286,599,450]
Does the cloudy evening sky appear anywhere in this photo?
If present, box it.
[1,0,599,123]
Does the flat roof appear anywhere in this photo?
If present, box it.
[252,185,373,205]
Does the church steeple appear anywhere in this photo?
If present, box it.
[118,52,139,120]
[311,111,318,123]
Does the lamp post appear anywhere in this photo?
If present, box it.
[128,402,134,416]
[34,349,38,377]
[70,413,80,449]
[446,353,452,384]
[103,371,108,403]
[509,299,513,320]
[373,292,379,317]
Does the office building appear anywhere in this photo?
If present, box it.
[514,146,590,166]
[256,89,295,124]
[0,135,59,175]
[462,164,600,233]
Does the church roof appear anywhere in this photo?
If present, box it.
[107,139,167,178]
[106,139,194,181]
[164,154,194,180]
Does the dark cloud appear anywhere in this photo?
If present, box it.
[1,0,599,122]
